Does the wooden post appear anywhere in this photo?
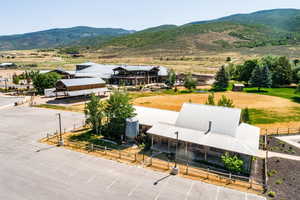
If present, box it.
[134,153,137,162]
[119,150,121,159]
[207,168,209,179]
[105,146,107,155]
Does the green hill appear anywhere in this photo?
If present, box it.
[190,9,300,32]
[95,22,299,55]
[0,26,133,50]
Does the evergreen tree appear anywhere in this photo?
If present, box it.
[241,108,250,123]
[237,59,258,84]
[205,93,215,106]
[213,66,229,91]
[249,65,263,91]
[261,66,272,88]
[217,95,234,107]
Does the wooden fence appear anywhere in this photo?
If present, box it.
[43,134,264,192]
[261,127,300,136]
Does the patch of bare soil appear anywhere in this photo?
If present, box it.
[267,136,300,156]
[267,158,300,200]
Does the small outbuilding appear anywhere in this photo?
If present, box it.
[232,83,245,92]
[55,78,108,97]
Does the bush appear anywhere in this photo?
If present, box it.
[267,191,276,198]
[221,152,244,173]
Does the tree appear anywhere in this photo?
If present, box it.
[12,74,20,85]
[166,69,176,88]
[183,73,197,91]
[213,66,229,91]
[249,65,263,91]
[32,72,61,94]
[249,65,272,91]
[241,108,250,123]
[295,82,300,94]
[105,90,136,140]
[272,56,292,86]
[260,66,272,88]
[237,59,258,84]
[217,95,234,107]
[205,93,215,106]
[84,94,106,135]
[221,152,244,173]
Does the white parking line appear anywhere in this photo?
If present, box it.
[106,176,119,191]
[184,182,194,200]
[86,174,98,184]
[154,176,172,200]
[127,170,150,197]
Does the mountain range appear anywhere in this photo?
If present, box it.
[1,8,300,53]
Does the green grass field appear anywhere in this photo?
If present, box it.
[244,87,300,103]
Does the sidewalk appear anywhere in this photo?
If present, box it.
[257,150,300,161]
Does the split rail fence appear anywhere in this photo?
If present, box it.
[43,131,264,193]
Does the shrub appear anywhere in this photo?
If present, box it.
[221,152,244,173]
[267,191,276,198]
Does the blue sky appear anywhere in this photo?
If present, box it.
[1,0,300,35]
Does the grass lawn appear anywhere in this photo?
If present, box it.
[244,87,300,103]
[249,107,300,124]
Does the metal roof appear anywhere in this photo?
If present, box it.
[75,63,168,79]
[176,103,241,137]
[135,103,260,156]
[58,78,105,87]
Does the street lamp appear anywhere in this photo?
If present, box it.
[171,131,179,175]
[57,113,64,146]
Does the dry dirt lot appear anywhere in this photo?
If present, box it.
[133,92,299,111]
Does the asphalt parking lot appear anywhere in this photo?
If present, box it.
[0,96,25,108]
[0,106,266,200]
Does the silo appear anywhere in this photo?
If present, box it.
[125,117,139,140]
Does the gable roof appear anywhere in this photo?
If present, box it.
[175,103,241,137]
[58,78,105,87]
[141,103,260,156]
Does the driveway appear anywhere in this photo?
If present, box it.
[0,106,266,200]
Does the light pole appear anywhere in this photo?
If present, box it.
[171,131,179,175]
[57,113,64,146]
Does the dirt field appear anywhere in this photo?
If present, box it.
[133,92,300,111]
[0,69,24,78]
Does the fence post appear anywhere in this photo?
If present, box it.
[207,168,209,179]
[250,177,253,189]
[134,153,137,162]
[142,153,145,163]
[105,146,107,155]
[90,143,94,152]
[119,150,121,159]
[288,128,290,135]
[186,163,189,175]
[277,128,279,135]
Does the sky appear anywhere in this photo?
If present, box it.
[1,0,300,35]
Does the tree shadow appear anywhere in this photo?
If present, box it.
[245,89,268,93]
[291,96,300,104]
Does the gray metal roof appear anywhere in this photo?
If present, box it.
[58,78,105,87]
[75,63,168,79]
[134,103,260,156]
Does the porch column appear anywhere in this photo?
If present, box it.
[204,146,208,161]
[151,135,154,148]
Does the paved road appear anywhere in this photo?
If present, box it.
[0,96,25,108]
[0,106,266,200]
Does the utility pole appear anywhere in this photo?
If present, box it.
[57,113,64,146]
[171,131,179,175]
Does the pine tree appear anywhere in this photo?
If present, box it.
[213,66,229,91]
[249,65,263,91]
[261,66,272,88]
[217,95,234,107]
[205,93,215,105]
[241,108,250,123]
